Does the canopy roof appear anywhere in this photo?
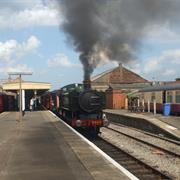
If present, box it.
[2,81,51,90]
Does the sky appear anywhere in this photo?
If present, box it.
[0,0,180,90]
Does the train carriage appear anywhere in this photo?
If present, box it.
[0,93,15,113]
[0,93,5,113]
[41,90,60,113]
[139,83,180,115]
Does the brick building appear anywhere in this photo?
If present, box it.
[91,63,150,92]
[91,64,151,109]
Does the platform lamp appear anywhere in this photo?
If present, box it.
[8,72,32,122]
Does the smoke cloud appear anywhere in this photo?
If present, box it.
[58,0,180,80]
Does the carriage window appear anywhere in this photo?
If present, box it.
[151,92,155,102]
[167,92,173,103]
[176,91,180,103]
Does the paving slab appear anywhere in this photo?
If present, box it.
[0,111,132,180]
[0,111,93,180]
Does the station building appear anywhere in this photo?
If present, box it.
[91,63,151,109]
[2,78,51,111]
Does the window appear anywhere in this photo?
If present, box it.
[167,91,173,103]
[151,92,155,102]
[176,91,180,103]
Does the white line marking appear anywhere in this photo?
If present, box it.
[166,125,177,130]
[48,111,139,180]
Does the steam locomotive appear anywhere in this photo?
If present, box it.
[41,82,108,134]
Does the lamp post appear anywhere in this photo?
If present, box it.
[8,72,32,121]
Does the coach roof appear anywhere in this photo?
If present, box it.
[139,83,180,92]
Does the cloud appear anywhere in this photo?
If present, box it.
[0,36,40,75]
[126,48,180,81]
[143,58,159,73]
[0,0,40,10]
[0,36,40,62]
[144,24,180,43]
[47,53,80,68]
[0,40,17,62]
[161,49,180,64]
[143,49,180,74]
[0,64,32,74]
[0,1,60,29]
[164,69,175,76]
[127,62,142,74]
[25,36,41,51]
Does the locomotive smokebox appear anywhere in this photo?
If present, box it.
[83,80,91,90]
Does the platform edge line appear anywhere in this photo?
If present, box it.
[48,110,139,180]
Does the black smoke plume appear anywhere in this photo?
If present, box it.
[58,0,180,80]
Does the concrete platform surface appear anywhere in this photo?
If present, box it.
[104,109,180,141]
[150,114,180,130]
[0,111,131,180]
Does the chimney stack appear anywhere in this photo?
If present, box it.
[119,63,122,67]
[83,80,91,90]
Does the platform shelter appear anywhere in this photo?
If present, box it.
[2,80,51,110]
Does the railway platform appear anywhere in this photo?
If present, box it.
[0,111,134,180]
[104,109,180,141]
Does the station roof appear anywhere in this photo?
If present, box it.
[91,64,149,84]
[108,83,151,90]
[139,83,180,92]
[2,81,51,90]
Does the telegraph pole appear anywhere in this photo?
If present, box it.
[8,72,32,121]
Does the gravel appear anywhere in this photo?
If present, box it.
[109,123,180,156]
[100,127,180,179]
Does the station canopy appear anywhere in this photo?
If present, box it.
[2,80,51,92]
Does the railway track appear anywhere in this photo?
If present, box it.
[106,124,180,158]
[91,137,174,180]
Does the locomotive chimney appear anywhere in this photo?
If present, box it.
[83,79,91,90]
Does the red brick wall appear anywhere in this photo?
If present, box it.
[106,90,127,109]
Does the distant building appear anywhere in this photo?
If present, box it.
[164,78,180,85]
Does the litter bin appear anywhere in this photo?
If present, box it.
[163,103,171,116]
